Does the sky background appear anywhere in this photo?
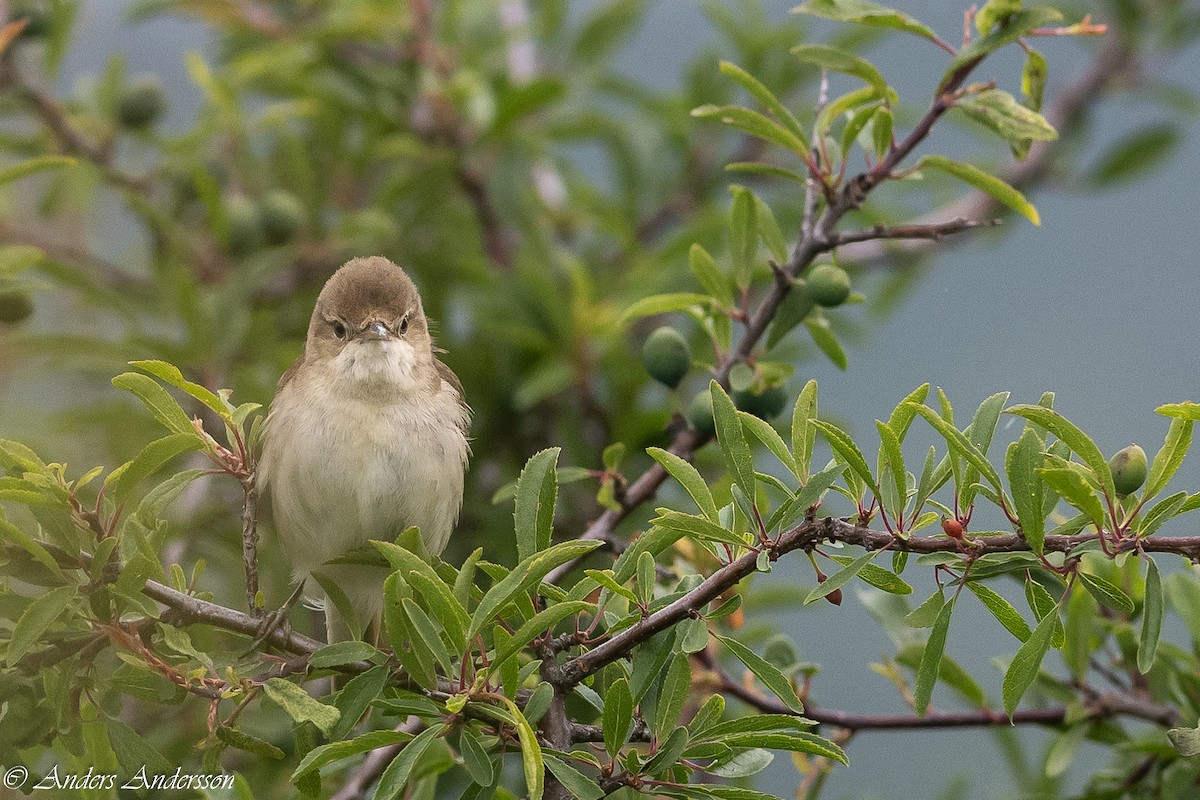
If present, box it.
[34,1,1200,798]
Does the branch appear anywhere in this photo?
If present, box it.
[821,217,1001,249]
[714,656,1180,730]
[558,514,1200,686]
[840,34,1132,266]
[547,59,994,587]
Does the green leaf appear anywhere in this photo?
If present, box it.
[131,360,231,422]
[907,403,1005,497]
[466,539,603,640]
[809,418,875,497]
[740,411,798,480]
[941,8,1063,89]
[1146,418,1193,499]
[111,372,198,436]
[1006,427,1046,553]
[904,590,944,628]
[217,726,285,760]
[620,293,712,323]
[107,719,174,778]
[648,447,719,522]
[292,730,414,782]
[1089,125,1180,186]
[806,551,875,604]
[1006,406,1116,501]
[1139,491,1188,538]
[718,61,809,148]
[653,509,746,547]
[914,597,954,715]
[1156,401,1200,421]
[655,654,692,741]
[310,641,377,669]
[792,0,938,42]
[966,581,1031,642]
[1039,466,1107,528]
[490,601,590,676]
[458,728,495,786]
[715,633,804,713]
[514,448,560,561]
[1021,47,1048,110]
[726,161,808,184]
[711,381,756,500]
[792,380,818,483]
[692,105,811,157]
[767,289,816,349]
[828,554,912,595]
[0,155,76,186]
[402,598,455,674]
[917,155,1040,226]
[690,243,733,304]
[7,584,75,666]
[372,540,468,650]
[543,753,603,800]
[1138,557,1163,673]
[976,0,1021,35]
[1003,609,1057,717]
[875,420,906,526]
[263,678,341,736]
[729,187,757,291]
[104,433,202,504]
[331,665,389,741]
[603,677,633,759]
[956,89,1057,146]
[1077,571,1133,615]
[644,726,689,775]
[792,44,892,102]
[804,317,848,370]
[374,723,446,800]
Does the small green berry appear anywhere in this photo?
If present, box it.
[733,384,788,420]
[804,264,851,307]
[1109,444,1147,497]
[641,326,691,389]
[117,76,167,130]
[686,390,715,436]
[260,190,306,245]
[0,291,34,324]
[224,195,264,255]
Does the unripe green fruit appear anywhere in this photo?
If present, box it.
[260,190,306,245]
[804,264,851,307]
[733,384,787,420]
[224,195,264,255]
[117,76,167,129]
[0,291,34,324]
[687,390,715,436]
[1109,444,1147,496]
[642,326,691,388]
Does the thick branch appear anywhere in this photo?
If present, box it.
[547,48,994,587]
[558,515,1200,685]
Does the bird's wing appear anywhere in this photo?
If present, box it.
[434,358,471,435]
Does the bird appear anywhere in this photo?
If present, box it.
[257,256,470,643]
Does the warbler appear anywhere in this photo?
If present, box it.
[258,256,470,642]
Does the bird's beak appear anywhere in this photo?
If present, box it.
[357,321,392,341]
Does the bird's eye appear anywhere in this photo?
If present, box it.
[331,320,347,339]
[399,315,409,335]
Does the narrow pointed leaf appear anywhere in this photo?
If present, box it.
[914,598,955,715]
[1138,557,1163,674]
[1003,610,1057,717]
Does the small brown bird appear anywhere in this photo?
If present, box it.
[258,257,470,643]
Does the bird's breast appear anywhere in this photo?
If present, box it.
[260,373,469,570]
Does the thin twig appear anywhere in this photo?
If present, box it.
[823,218,1001,249]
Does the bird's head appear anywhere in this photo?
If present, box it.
[304,257,436,393]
